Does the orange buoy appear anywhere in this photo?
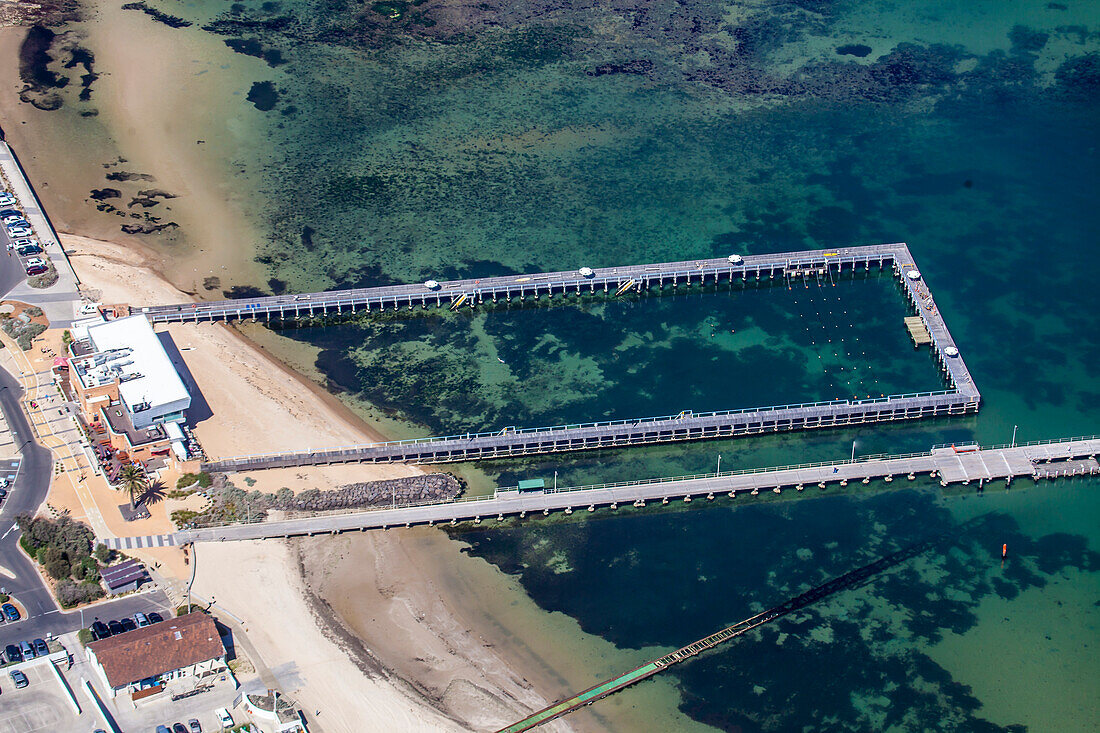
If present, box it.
[1001,543,1008,559]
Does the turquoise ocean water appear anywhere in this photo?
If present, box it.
[44,0,1100,729]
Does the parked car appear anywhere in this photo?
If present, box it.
[215,708,233,727]
[188,719,202,733]
[133,612,150,628]
[173,722,189,733]
[2,214,25,225]
[32,638,48,656]
[19,641,34,659]
[4,645,20,663]
[16,243,42,256]
[11,237,36,247]
[1,603,18,621]
[0,207,20,217]
[148,611,164,624]
[24,263,48,276]
[7,227,32,238]
[119,617,137,632]
[8,669,28,688]
[107,619,124,635]
[0,196,17,207]
[91,620,110,639]
[156,726,171,733]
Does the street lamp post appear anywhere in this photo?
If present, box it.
[1011,425,1018,448]
[717,453,722,476]
[553,471,558,492]
[851,440,857,463]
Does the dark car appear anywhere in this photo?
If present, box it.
[16,244,42,256]
[107,619,124,635]
[147,611,164,624]
[9,669,28,688]
[119,617,137,632]
[24,263,48,276]
[33,638,48,656]
[4,644,19,663]
[173,723,189,733]
[1,603,18,621]
[91,620,110,639]
[19,640,34,659]
[0,209,20,219]
[156,726,171,733]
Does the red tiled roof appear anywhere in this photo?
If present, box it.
[87,612,225,688]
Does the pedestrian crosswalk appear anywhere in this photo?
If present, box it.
[103,533,178,550]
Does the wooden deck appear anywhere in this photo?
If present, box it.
[101,436,1098,549]
[161,243,981,471]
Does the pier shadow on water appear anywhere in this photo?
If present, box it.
[453,484,1100,732]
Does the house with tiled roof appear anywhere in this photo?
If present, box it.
[85,612,227,698]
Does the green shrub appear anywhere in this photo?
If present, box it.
[94,543,112,564]
[176,471,212,490]
[23,306,43,317]
[0,592,8,603]
[15,323,47,350]
[77,627,94,646]
[56,579,104,608]
[16,514,104,604]
[171,509,200,527]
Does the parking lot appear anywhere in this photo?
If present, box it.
[0,661,99,733]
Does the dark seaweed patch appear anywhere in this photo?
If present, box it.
[224,38,287,67]
[247,81,280,111]
[120,2,192,29]
[836,44,872,57]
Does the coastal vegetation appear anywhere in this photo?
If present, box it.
[17,513,106,607]
[170,473,462,528]
[0,313,48,350]
[176,471,213,490]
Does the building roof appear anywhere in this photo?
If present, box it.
[88,612,225,688]
[99,559,148,591]
[81,315,189,415]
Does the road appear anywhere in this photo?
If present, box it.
[0,361,170,648]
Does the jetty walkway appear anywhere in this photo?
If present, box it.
[171,243,980,471]
[102,436,1099,550]
[498,537,936,732]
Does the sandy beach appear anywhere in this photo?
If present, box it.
[0,10,705,731]
[62,233,602,732]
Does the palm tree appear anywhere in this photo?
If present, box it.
[116,464,147,511]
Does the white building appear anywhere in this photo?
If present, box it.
[74,314,191,430]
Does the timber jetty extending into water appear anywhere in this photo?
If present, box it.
[156,243,980,471]
[102,436,1099,550]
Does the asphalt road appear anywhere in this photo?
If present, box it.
[0,363,171,649]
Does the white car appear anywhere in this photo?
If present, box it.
[0,196,16,207]
[215,708,233,727]
[2,214,24,224]
[7,226,32,238]
[12,238,37,248]
[24,256,47,268]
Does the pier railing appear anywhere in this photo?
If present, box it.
[205,389,960,466]
[185,442,965,530]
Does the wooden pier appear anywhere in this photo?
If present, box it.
[102,436,1098,549]
[165,243,980,471]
